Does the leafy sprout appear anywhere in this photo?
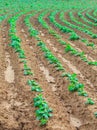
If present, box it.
[85,98,95,105]
[33,94,53,125]
[27,80,43,92]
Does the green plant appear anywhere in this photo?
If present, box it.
[18,49,26,58]
[23,63,33,75]
[81,38,95,48]
[65,44,74,52]
[69,32,80,41]
[33,94,53,125]
[88,61,97,66]
[62,73,88,96]
[86,42,95,48]
[85,98,95,105]
[78,90,88,97]
[49,11,73,34]
[37,42,64,71]
[27,80,43,92]
[94,112,97,118]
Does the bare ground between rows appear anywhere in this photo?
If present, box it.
[64,11,97,36]
[0,21,12,129]
[19,15,97,129]
[0,21,21,130]
[44,12,97,61]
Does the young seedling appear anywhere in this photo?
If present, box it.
[33,94,53,125]
[69,32,79,41]
[85,98,95,105]
[78,90,88,97]
[27,80,43,92]
[23,63,33,75]
[94,112,97,118]
[17,49,26,59]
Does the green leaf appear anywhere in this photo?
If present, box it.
[68,83,77,92]
[65,44,73,52]
[31,86,43,92]
[78,90,88,97]
[40,119,48,126]
[85,98,95,105]
[27,80,43,92]
[88,61,97,66]
[24,70,33,75]
[94,112,97,118]
[69,32,79,41]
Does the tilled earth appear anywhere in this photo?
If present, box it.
[0,10,97,130]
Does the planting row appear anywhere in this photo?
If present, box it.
[8,13,52,126]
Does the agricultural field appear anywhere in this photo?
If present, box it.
[1,0,97,129]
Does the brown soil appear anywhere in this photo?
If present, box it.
[0,10,97,130]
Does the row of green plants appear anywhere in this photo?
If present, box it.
[61,11,95,48]
[38,11,97,66]
[37,12,97,116]
[38,11,95,48]
[0,15,7,22]
[37,12,97,115]
[8,14,52,126]
[64,43,97,66]
[49,10,80,40]
[38,11,97,116]
[24,13,39,37]
[78,10,97,26]
[93,9,97,17]
[38,11,63,41]
[25,10,97,118]
[60,11,96,48]
[37,41,89,97]
[27,78,53,125]
[33,94,53,125]
[25,13,96,105]
[38,10,50,30]
[60,11,97,38]
[81,38,95,48]
[69,11,91,30]
[86,9,97,23]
